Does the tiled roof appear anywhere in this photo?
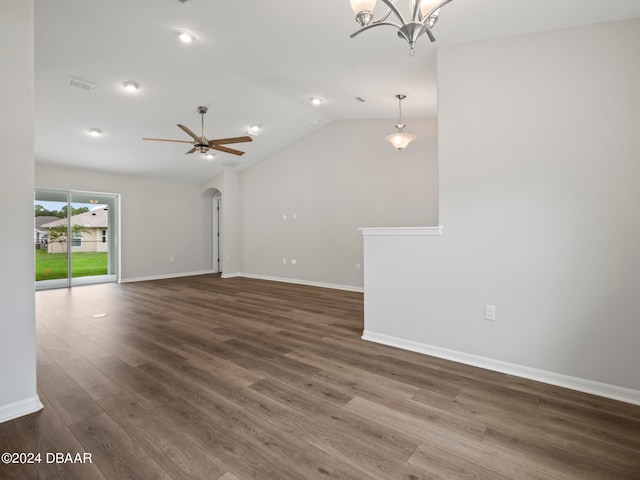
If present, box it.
[34,216,60,230]
[41,208,109,228]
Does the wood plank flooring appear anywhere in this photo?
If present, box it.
[2,274,639,479]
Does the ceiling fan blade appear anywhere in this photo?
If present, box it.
[143,137,194,144]
[210,144,245,156]
[177,124,200,141]
[185,147,197,154]
[209,136,253,145]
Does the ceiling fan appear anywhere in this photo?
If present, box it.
[143,106,252,156]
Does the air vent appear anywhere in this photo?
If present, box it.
[68,76,96,91]
[355,97,367,102]
[222,160,240,168]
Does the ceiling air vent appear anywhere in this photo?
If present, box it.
[222,160,240,168]
[68,75,96,91]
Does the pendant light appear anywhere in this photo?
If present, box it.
[385,94,416,151]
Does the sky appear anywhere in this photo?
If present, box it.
[35,201,107,212]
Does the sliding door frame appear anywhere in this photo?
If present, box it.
[34,188,121,290]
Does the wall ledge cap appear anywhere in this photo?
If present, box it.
[360,226,443,236]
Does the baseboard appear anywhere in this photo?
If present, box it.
[362,330,640,406]
[0,395,44,424]
[221,272,242,279]
[236,273,364,293]
[120,270,215,283]
[120,271,363,293]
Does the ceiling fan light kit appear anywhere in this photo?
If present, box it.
[385,94,416,151]
[143,105,252,157]
[247,124,262,136]
[349,0,454,55]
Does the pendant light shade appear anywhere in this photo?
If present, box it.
[385,94,416,151]
[385,131,417,150]
[350,0,378,26]
[419,0,441,16]
[349,0,377,14]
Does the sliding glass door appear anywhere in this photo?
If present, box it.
[35,189,119,290]
[34,190,69,288]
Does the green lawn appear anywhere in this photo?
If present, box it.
[35,250,108,281]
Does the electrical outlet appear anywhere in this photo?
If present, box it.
[291,259,297,266]
[356,263,361,271]
[169,256,174,262]
[282,258,287,265]
[485,305,496,321]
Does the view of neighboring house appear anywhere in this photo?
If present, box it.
[41,208,109,254]
[33,215,59,249]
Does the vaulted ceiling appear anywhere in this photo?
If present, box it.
[35,0,640,183]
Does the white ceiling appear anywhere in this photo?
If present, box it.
[35,0,640,184]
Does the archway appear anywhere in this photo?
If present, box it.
[202,187,222,274]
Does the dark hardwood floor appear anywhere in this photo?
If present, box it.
[2,274,639,479]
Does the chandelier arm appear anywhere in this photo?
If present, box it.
[424,27,436,42]
[375,0,398,23]
[379,0,407,25]
[350,21,405,39]
[419,0,455,22]
[411,0,421,22]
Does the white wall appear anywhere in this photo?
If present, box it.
[240,118,439,289]
[363,19,640,398]
[35,166,213,281]
[0,0,43,422]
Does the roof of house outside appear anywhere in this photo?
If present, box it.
[34,216,60,231]
[41,208,108,229]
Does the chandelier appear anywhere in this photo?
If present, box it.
[349,0,454,55]
[385,94,416,151]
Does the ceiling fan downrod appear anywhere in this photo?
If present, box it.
[197,106,208,141]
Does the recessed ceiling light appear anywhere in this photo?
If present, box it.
[122,81,140,93]
[310,120,320,126]
[176,30,195,43]
[310,97,324,106]
[204,153,215,160]
[247,124,261,136]
[87,128,103,137]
